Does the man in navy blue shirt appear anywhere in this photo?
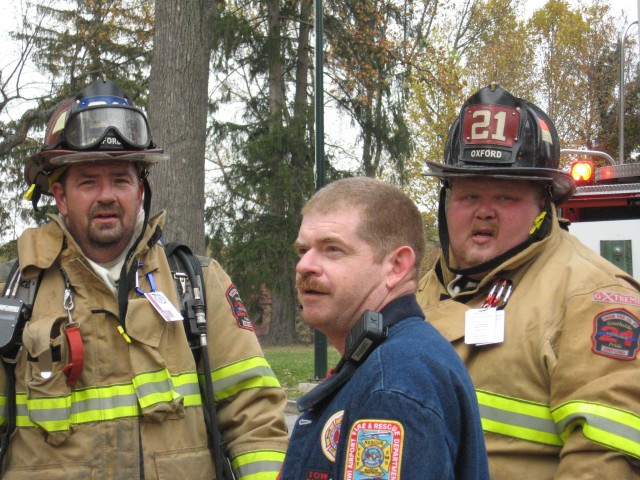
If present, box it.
[281,177,489,480]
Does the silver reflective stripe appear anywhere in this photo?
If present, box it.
[72,392,139,414]
[480,403,559,436]
[213,365,274,392]
[236,460,283,478]
[174,382,201,398]
[135,377,175,400]
[556,411,640,442]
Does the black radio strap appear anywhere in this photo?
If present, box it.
[296,294,423,412]
[0,260,42,469]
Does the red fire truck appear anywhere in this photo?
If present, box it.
[558,149,640,279]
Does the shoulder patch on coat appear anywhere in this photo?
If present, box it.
[344,419,404,480]
[592,308,640,361]
[225,284,253,330]
[593,291,640,307]
[321,410,343,462]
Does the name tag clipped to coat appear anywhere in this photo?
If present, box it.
[136,263,184,322]
[465,278,512,346]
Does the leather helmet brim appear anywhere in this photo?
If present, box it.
[425,160,576,205]
[25,149,170,196]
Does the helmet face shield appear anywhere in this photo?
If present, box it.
[64,105,152,151]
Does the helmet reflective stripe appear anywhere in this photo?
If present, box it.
[50,110,68,140]
[209,355,281,402]
[233,450,286,478]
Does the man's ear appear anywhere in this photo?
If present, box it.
[385,245,416,290]
[50,182,68,217]
[138,180,144,212]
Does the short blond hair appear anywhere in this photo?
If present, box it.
[302,177,426,279]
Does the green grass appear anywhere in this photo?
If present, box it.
[263,344,341,399]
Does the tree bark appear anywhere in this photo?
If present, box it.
[148,0,215,254]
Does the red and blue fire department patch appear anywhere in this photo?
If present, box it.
[226,284,253,331]
[592,308,640,361]
[321,410,343,462]
[344,419,404,480]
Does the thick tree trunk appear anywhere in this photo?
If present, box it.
[148,0,215,254]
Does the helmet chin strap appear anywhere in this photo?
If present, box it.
[117,175,156,327]
[438,185,553,278]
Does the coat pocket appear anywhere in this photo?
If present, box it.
[125,297,186,422]
[153,445,215,480]
[22,314,73,445]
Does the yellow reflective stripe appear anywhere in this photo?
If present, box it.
[553,401,640,459]
[12,371,203,431]
[211,356,281,402]
[133,369,182,409]
[0,394,6,426]
[173,372,202,406]
[72,384,139,423]
[232,450,286,480]
[25,394,72,431]
[476,389,563,446]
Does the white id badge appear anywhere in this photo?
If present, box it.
[465,307,505,345]
[144,291,184,321]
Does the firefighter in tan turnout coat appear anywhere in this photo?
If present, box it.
[417,83,640,478]
[0,77,288,479]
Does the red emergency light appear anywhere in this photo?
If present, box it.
[570,160,595,185]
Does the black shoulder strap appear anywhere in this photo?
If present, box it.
[163,242,236,479]
[0,259,43,470]
[164,242,207,352]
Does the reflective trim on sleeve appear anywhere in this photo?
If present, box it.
[231,449,286,480]
[476,389,563,446]
[210,356,282,402]
[553,401,640,459]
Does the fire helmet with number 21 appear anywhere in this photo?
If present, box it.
[426,82,575,204]
[425,83,575,276]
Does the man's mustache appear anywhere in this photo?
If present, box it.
[295,276,329,293]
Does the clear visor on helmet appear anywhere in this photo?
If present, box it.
[63,105,151,150]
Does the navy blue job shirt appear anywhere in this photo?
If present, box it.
[280,294,489,480]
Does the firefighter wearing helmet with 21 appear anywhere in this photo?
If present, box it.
[0,76,288,479]
[417,82,640,478]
